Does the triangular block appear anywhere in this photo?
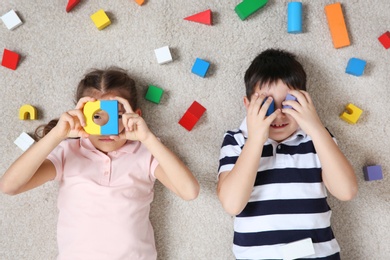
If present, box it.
[184,9,212,25]
[66,0,80,13]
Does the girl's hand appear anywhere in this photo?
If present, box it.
[52,97,94,139]
[281,90,324,137]
[247,93,281,144]
[110,96,153,142]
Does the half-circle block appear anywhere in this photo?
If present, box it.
[19,104,37,120]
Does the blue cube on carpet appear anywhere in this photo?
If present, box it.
[363,165,383,181]
[191,58,210,78]
[346,58,366,76]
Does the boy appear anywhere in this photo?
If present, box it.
[217,49,357,259]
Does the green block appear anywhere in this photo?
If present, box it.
[145,85,164,104]
[235,0,268,21]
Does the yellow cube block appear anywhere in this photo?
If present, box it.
[340,103,363,124]
[91,9,111,30]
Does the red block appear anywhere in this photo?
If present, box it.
[179,101,206,131]
[378,31,390,49]
[2,49,20,70]
[66,0,80,13]
[184,9,212,25]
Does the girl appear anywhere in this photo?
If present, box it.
[0,68,200,259]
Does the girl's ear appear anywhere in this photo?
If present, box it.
[135,108,142,116]
[243,96,250,111]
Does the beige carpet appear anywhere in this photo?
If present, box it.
[1,1,389,259]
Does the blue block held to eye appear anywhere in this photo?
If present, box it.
[283,93,298,109]
[262,98,275,116]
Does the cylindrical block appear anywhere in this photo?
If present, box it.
[287,2,302,33]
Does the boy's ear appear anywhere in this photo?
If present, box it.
[243,96,250,110]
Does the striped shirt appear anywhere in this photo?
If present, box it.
[218,118,341,260]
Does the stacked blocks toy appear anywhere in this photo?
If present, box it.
[83,100,119,135]
[14,132,35,151]
[324,3,350,49]
[19,104,37,120]
[235,0,268,21]
[191,58,210,78]
[184,9,212,25]
[1,10,23,30]
[340,103,363,124]
[346,58,366,76]
[261,98,275,116]
[2,49,20,70]
[66,0,80,13]
[145,85,164,104]
[287,2,303,34]
[91,10,111,30]
[134,0,145,6]
[378,31,390,49]
[283,93,298,109]
[281,238,315,260]
[179,101,206,131]
[363,165,383,181]
[154,46,173,64]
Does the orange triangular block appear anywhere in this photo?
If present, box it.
[66,0,80,12]
[184,9,212,25]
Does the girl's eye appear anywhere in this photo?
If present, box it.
[118,115,122,119]
[93,115,101,120]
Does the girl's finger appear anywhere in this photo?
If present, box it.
[111,96,134,114]
[68,109,86,127]
[75,96,96,110]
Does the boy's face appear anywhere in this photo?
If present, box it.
[244,80,299,142]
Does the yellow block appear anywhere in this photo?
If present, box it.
[83,101,101,135]
[90,9,111,30]
[19,104,37,120]
[340,103,363,124]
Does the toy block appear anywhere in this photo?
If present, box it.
[340,103,363,124]
[281,238,315,260]
[378,31,390,49]
[261,98,275,116]
[179,101,206,131]
[283,93,298,109]
[324,3,350,49]
[83,100,119,135]
[235,0,268,21]
[154,46,173,64]
[1,49,20,70]
[346,58,366,76]
[191,58,210,78]
[90,9,111,30]
[184,9,212,25]
[145,85,164,104]
[66,0,80,13]
[134,0,145,6]
[19,104,37,120]
[14,132,35,152]
[287,2,302,34]
[1,10,23,30]
[363,165,383,181]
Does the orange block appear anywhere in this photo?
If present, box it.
[134,0,144,6]
[324,3,350,49]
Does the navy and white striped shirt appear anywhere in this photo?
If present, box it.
[218,118,341,260]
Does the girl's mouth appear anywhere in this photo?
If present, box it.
[98,138,114,142]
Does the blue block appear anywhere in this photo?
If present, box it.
[363,165,383,181]
[287,2,302,33]
[346,58,366,76]
[283,93,298,109]
[100,100,119,135]
[262,98,275,116]
[191,58,210,78]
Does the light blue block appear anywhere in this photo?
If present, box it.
[100,100,119,135]
[283,93,298,109]
[346,58,366,76]
[191,58,210,78]
[287,2,302,34]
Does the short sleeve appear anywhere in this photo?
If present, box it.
[46,143,65,182]
[218,132,243,177]
[149,156,159,181]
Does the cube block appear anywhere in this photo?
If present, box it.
[145,85,164,104]
[363,165,383,181]
[346,58,366,76]
[179,101,206,131]
[91,9,111,30]
[154,46,173,64]
[378,31,390,49]
[235,0,268,21]
[2,49,20,70]
[1,10,22,30]
[191,58,210,78]
[14,132,35,151]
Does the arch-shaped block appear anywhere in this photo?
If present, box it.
[19,104,37,120]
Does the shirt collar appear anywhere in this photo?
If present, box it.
[80,138,142,154]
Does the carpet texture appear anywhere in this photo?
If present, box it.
[1,1,389,259]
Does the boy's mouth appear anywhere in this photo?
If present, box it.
[271,123,288,129]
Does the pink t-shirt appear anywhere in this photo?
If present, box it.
[47,138,159,260]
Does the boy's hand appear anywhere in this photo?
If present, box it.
[247,93,281,144]
[281,90,324,137]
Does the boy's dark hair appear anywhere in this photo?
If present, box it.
[244,49,306,99]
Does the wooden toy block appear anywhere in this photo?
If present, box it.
[184,9,212,25]
[154,46,173,64]
[281,238,315,260]
[261,98,275,116]
[1,10,23,30]
[19,104,37,120]
[287,2,302,34]
[346,58,366,76]
[378,31,390,49]
[235,0,268,21]
[283,93,298,109]
[90,9,111,30]
[1,49,20,70]
[340,103,363,124]
[191,58,210,78]
[14,132,35,152]
[83,100,119,135]
[66,0,80,13]
[324,3,350,49]
[179,101,206,131]
[134,0,145,6]
[363,165,383,181]
[145,85,164,104]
